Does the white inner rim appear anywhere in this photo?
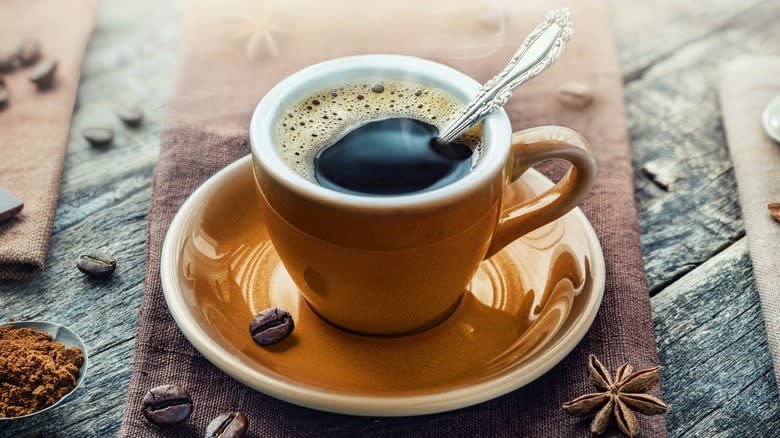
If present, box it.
[249,54,512,211]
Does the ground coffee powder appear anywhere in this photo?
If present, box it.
[0,325,84,417]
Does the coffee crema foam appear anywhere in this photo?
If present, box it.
[274,79,483,182]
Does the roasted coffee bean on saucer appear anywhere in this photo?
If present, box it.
[82,126,114,148]
[76,253,116,278]
[249,307,294,345]
[117,103,144,127]
[141,384,193,426]
[29,59,57,90]
[16,38,41,66]
[205,411,249,438]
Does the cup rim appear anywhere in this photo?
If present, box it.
[249,54,512,211]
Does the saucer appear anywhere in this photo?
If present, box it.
[763,94,780,144]
[161,155,605,416]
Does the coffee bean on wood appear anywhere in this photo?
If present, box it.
[29,59,57,89]
[205,411,249,438]
[249,307,294,345]
[117,103,144,127]
[76,253,117,278]
[0,187,24,223]
[16,39,41,66]
[141,384,193,426]
[82,127,114,147]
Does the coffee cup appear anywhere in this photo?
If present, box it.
[250,54,597,335]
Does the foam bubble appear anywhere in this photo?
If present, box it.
[274,79,483,182]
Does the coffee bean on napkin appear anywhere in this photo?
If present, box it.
[0,78,8,109]
[205,411,249,438]
[0,49,15,72]
[141,384,193,426]
[0,187,24,223]
[558,81,594,109]
[29,59,57,90]
[16,38,41,66]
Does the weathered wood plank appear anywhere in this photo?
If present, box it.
[610,0,769,80]
[0,0,179,436]
[620,0,780,292]
[651,238,780,438]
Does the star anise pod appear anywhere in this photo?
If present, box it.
[563,354,668,437]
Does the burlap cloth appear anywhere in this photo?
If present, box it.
[721,56,780,390]
[0,0,99,280]
[119,0,667,436]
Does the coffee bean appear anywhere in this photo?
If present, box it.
[82,127,114,147]
[77,253,116,278]
[249,307,294,345]
[0,187,24,223]
[205,411,248,438]
[0,78,8,109]
[558,81,594,109]
[141,384,193,426]
[29,59,57,90]
[371,83,384,93]
[16,39,41,66]
[117,103,144,127]
[0,50,15,72]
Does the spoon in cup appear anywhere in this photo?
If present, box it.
[314,8,574,195]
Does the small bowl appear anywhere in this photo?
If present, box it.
[0,321,89,421]
[762,94,780,144]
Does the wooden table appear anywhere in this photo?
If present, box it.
[2,0,779,436]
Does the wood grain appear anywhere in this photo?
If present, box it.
[622,0,780,292]
[0,0,178,436]
[652,239,780,437]
[1,0,779,436]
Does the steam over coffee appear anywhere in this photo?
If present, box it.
[274,79,482,195]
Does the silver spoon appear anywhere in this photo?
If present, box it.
[436,8,574,145]
[0,320,89,421]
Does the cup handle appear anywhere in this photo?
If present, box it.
[484,125,598,258]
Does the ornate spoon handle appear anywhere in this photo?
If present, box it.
[436,8,574,144]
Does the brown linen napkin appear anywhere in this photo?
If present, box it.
[720,57,780,389]
[0,0,100,280]
[120,0,667,436]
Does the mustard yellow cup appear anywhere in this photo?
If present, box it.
[250,55,597,335]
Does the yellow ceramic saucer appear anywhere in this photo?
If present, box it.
[160,155,605,416]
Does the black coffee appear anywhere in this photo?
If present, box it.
[314,117,472,195]
[274,79,483,195]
